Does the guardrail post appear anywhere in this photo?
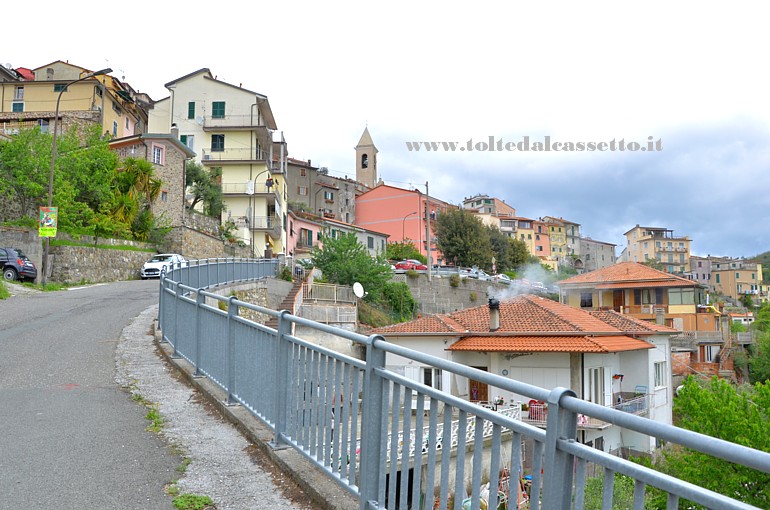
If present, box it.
[272,310,291,447]
[157,274,165,331]
[193,289,205,376]
[359,335,387,510]
[542,387,578,509]
[170,282,182,358]
[226,295,239,405]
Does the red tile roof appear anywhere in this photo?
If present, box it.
[372,294,665,353]
[588,310,678,333]
[447,335,653,353]
[557,262,697,287]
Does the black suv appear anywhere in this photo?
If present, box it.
[0,247,38,282]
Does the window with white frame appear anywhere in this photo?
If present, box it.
[587,367,605,405]
[423,367,442,390]
[152,145,164,165]
[654,361,667,388]
[297,186,308,196]
[14,86,24,100]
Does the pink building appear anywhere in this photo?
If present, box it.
[287,210,389,261]
[355,184,455,264]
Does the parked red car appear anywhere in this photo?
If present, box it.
[394,259,428,271]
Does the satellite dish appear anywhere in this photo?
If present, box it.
[353,282,365,298]
[195,116,204,125]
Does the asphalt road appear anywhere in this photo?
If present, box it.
[0,280,179,509]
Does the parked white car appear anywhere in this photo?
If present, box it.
[493,273,512,285]
[140,253,187,279]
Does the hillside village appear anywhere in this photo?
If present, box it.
[3,60,770,506]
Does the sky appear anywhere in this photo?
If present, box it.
[8,1,770,259]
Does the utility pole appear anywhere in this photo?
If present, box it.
[425,180,432,281]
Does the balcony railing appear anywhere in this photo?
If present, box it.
[622,304,668,315]
[201,148,268,162]
[201,114,269,130]
[221,182,279,197]
[523,393,651,429]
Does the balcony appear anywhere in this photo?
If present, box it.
[230,213,282,240]
[623,304,668,315]
[523,392,651,429]
[221,181,279,199]
[655,246,688,253]
[201,114,269,132]
[201,148,268,164]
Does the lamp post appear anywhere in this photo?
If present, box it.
[402,211,417,241]
[249,169,273,257]
[41,67,112,286]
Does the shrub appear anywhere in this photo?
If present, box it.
[381,281,418,321]
[279,266,293,282]
[405,269,419,279]
[449,274,460,287]
[469,291,478,302]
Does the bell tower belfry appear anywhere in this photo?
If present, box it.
[355,127,378,188]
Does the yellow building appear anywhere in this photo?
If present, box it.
[712,259,767,305]
[624,224,691,274]
[0,61,145,140]
[148,69,281,257]
[558,262,720,334]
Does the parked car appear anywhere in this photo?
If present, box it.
[467,267,493,281]
[493,273,512,285]
[394,259,428,271]
[140,253,187,279]
[0,247,37,282]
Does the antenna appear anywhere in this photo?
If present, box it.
[353,282,366,298]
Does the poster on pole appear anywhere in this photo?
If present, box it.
[39,207,58,237]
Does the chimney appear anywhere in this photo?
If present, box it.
[489,298,500,332]
[170,123,179,139]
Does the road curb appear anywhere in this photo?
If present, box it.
[153,322,359,510]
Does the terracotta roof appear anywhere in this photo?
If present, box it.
[588,310,679,333]
[595,280,694,289]
[448,335,653,353]
[372,294,659,353]
[558,262,696,287]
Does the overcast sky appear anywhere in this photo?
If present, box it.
[9,1,769,258]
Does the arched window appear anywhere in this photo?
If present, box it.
[361,153,368,168]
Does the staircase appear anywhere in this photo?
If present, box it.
[265,277,304,329]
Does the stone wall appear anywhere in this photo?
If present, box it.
[0,227,43,272]
[396,273,518,314]
[163,226,252,261]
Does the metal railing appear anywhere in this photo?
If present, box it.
[157,260,770,510]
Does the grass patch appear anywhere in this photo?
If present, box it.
[176,457,191,473]
[145,404,165,433]
[0,282,9,300]
[172,493,214,510]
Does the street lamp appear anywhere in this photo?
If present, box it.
[402,211,417,241]
[41,67,112,286]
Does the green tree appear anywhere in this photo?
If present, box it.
[386,241,425,264]
[0,126,51,218]
[185,161,224,217]
[740,293,755,310]
[747,332,770,384]
[433,209,492,268]
[640,258,665,271]
[754,303,770,332]
[650,376,770,508]
[310,232,393,302]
